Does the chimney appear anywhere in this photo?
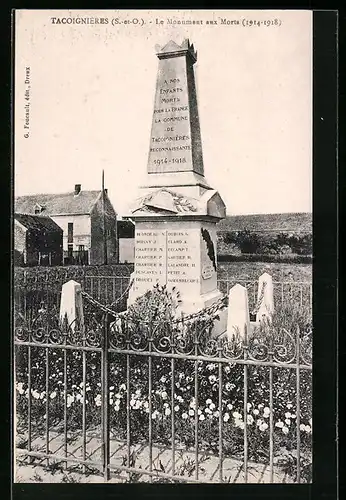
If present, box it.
[74,184,81,195]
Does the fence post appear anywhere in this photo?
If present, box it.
[59,280,84,332]
[295,325,301,483]
[226,284,250,340]
[256,273,274,324]
[101,313,110,481]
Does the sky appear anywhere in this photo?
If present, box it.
[15,9,312,216]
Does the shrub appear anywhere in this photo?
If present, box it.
[218,254,313,264]
[218,231,312,257]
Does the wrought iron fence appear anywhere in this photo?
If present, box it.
[14,273,312,321]
[14,302,312,483]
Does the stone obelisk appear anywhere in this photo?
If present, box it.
[127,39,226,322]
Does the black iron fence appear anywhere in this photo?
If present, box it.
[14,300,312,483]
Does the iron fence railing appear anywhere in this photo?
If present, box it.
[14,274,312,319]
[14,306,312,484]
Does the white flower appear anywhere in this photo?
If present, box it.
[160,376,167,383]
[224,366,231,374]
[253,409,259,416]
[259,422,268,431]
[209,403,216,410]
[32,390,40,400]
[290,414,296,419]
[205,408,211,415]
[287,403,293,409]
[257,419,263,427]
[164,407,171,416]
[247,415,254,425]
[263,406,270,414]
[282,426,289,435]
[285,412,292,419]
[285,419,291,426]
[189,409,194,416]
[233,411,242,420]
[209,375,217,384]
[258,404,264,409]
[199,414,205,421]
[197,409,202,415]
[163,402,169,408]
[223,413,230,422]
[50,391,57,400]
[206,399,212,405]
[119,384,126,391]
[275,421,284,428]
[174,405,179,412]
[227,403,233,410]
[247,403,252,411]
[130,399,136,407]
[17,383,24,395]
[305,425,311,433]
[182,412,188,419]
[109,386,114,391]
[161,391,168,400]
[214,410,220,418]
[115,393,121,399]
[109,399,114,405]
[300,424,306,431]
[236,421,245,430]
[207,363,216,371]
[135,389,141,396]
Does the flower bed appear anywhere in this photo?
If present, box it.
[15,286,312,482]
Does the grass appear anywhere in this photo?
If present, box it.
[218,261,312,282]
[216,213,312,233]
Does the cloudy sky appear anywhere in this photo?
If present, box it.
[15,9,312,216]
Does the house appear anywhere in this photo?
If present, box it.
[15,184,118,265]
[117,219,135,263]
[14,213,63,266]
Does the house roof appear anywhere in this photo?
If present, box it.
[14,213,63,232]
[15,190,103,216]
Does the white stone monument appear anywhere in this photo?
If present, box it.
[256,272,274,323]
[126,40,226,327]
[59,280,84,331]
[227,284,250,340]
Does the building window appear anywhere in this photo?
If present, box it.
[67,223,73,243]
[78,245,85,252]
[34,203,45,214]
[68,244,73,258]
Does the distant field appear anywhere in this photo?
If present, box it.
[217,212,312,233]
[218,261,312,282]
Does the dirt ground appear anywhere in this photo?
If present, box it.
[15,429,294,484]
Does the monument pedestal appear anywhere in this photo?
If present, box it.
[126,39,227,334]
